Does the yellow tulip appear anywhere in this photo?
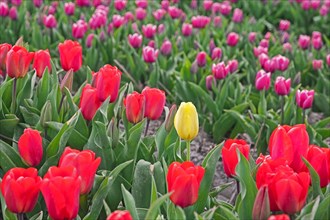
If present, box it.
[174,102,199,141]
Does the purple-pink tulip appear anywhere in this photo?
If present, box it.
[72,20,88,39]
[227,59,238,73]
[128,33,142,49]
[312,37,323,50]
[296,89,314,109]
[160,40,172,56]
[142,24,157,39]
[232,8,243,23]
[279,20,290,31]
[43,14,57,29]
[196,52,207,67]
[203,0,213,11]
[206,75,216,90]
[259,39,269,48]
[298,35,310,49]
[312,59,323,70]
[255,70,271,91]
[212,62,228,80]
[283,42,292,53]
[136,7,147,20]
[273,55,290,71]
[112,15,125,28]
[168,6,182,19]
[0,2,9,17]
[182,23,193,36]
[248,32,257,43]
[191,15,211,29]
[64,2,75,16]
[9,6,17,20]
[153,9,166,21]
[143,46,158,63]
[327,54,330,67]
[114,0,127,11]
[211,47,222,61]
[227,32,239,47]
[275,76,291,96]
[86,34,94,48]
[136,0,148,8]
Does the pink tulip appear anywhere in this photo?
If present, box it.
[301,0,311,10]
[203,0,213,11]
[275,76,291,96]
[279,20,290,31]
[296,89,314,109]
[153,9,166,21]
[311,0,321,9]
[142,24,157,39]
[326,54,330,67]
[160,40,172,56]
[298,35,310,49]
[182,23,193,37]
[136,0,148,8]
[76,0,90,7]
[142,46,158,63]
[273,55,290,71]
[86,34,94,48]
[72,20,88,39]
[319,5,329,16]
[312,31,322,39]
[212,2,221,13]
[227,59,238,73]
[158,24,165,34]
[248,32,257,43]
[112,15,125,28]
[196,52,207,67]
[33,0,43,8]
[64,2,75,16]
[212,62,228,80]
[312,37,323,50]
[9,6,17,20]
[227,32,239,47]
[219,3,232,15]
[258,53,269,67]
[136,7,146,20]
[259,39,269,48]
[211,47,222,60]
[190,0,198,9]
[168,6,182,19]
[206,75,216,90]
[191,16,211,29]
[254,46,268,57]
[255,70,271,91]
[161,0,170,10]
[43,14,57,29]
[232,8,243,23]
[283,43,292,53]
[124,12,134,22]
[0,2,9,17]
[312,59,323,70]
[114,0,127,11]
[213,16,222,27]
[128,33,142,48]
[263,58,276,73]
[148,40,155,48]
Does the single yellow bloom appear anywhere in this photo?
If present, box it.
[174,102,199,141]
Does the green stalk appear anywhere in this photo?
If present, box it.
[186,141,191,161]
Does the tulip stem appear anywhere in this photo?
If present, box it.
[0,133,18,144]
[144,119,150,137]
[236,180,240,194]
[11,78,17,113]
[302,109,306,124]
[58,94,65,114]
[186,141,191,161]
[280,96,284,124]
[17,213,24,220]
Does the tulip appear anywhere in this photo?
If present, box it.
[191,15,211,29]
[319,5,329,16]
[206,75,216,91]
[312,37,323,50]
[76,0,90,7]
[128,33,142,49]
[203,0,213,11]
[107,210,133,220]
[64,2,75,16]
[212,2,221,13]
[124,91,145,124]
[219,2,232,15]
[168,6,182,19]
[158,24,165,34]
[11,0,22,6]
[79,84,102,121]
[160,39,172,56]
[275,76,291,96]
[222,139,250,177]
[263,58,276,73]
[6,46,34,78]
[43,14,57,29]
[148,40,155,48]
[142,87,166,120]
[213,16,222,27]
[296,89,314,109]
[136,7,146,20]
[269,124,309,172]
[161,0,169,10]
[153,9,166,21]
[142,24,157,39]
[279,20,290,31]
[9,6,17,20]
[232,8,243,23]
[196,52,207,67]
[212,62,228,80]
[124,12,134,22]
[268,214,290,220]
[255,70,271,91]
[114,0,127,11]
[136,0,148,8]
[112,15,125,28]
[273,55,290,71]
[252,186,270,220]
[327,54,330,67]
[142,46,159,63]
[312,59,323,70]
[18,128,43,167]
[86,33,94,48]
[1,168,41,214]
[182,23,193,37]
[166,161,205,208]
[311,0,321,9]
[89,10,107,30]
[282,42,292,53]
[211,47,222,60]
[0,43,12,72]
[227,59,238,73]
[227,32,239,47]
[59,147,101,194]
[58,40,82,72]
[41,166,81,220]
[298,35,310,49]
[259,39,269,48]
[72,20,88,39]
[33,49,51,78]
[254,46,268,57]
[248,32,257,43]
[165,104,177,132]
[174,102,199,142]
[306,145,330,188]
[0,2,9,17]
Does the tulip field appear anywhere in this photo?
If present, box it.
[1,0,330,219]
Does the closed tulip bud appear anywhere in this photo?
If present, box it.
[40,100,52,128]
[222,139,250,177]
[43,14,57,29]
[166,161,205,208]
[255,70,271,91]
[212,62,228,80]
[0,2,9,17]
[319,5,329,16]
[165,104,177,132]
[148,40,155,48]
[174,102,199,141]
[161,0,170,10]
[158,24,165,34]
[206,75,216,91]
[227,59,238,73]
[298,35,310,49]
[107,210,133,220]
[196,52,207,67]
[124,11,134,22]
[79,84,102,121]
[252,186,270,220]
[59,147,101,194]
[227,32,239,47]
[190,0,197,9]
[211,47,222,60]
[279,20,290,31]
[18,128,43,167]
[213,16,222,28]
[311,0,321,9]
[142,87,166,120]
[168,6,182,19]
[232,8,243,23]
[128,33,143,49]
[9,6,17,20]
[182,23,192,37]
[114,0,127,11]
[136,0,148,8]
[41,166,81,220]
[203,0,213,11]
[124,91,145,124]
[263,58,276,73]
[58,40,82,72]
[6,46,34,78]
[86,33,94,48]
[273,55,290,71]
[312,59,323,70]
[72,20,88,39]
[160,39,172,56]
[259,39,269,48]
[0,43,12,71]
[282,42,292,53]
[33,49,51,78]
[1,168,41,214]
[312,37,323,50]
[112,15,125,28]
[190,61,198,74]
[64,2,75,16]
[248,32,257,43]
[268,214,290,220]
[275,76,291,96]
[60,69,74,93]
[191,15,211,29]
[142,46,159,63]
[254,46,268,57]
[153,9,166,21]
[142,24,157,39]
[296,89,314,109]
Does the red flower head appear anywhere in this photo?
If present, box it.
[124,91,145,124]
[6,46,34,78]
[58,40,82,72]
[18,128,43,167]
[33,49,52,78]
[79,84,102,121]
[141,87,166,120]
[107,210,133,220]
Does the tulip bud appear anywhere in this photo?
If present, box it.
[298,35,310,49]
[227,59,238,73]
[18,128,43,167]
[142,24,157,39]
[206,75,216,91]
[282,42,292,53]
[125,91,145,124]
[107,210,133,220]
[86,33,94,48]
[174,102,199,141]
[312,59,323,70]
[312,37,323,50]
[196,52,207,67]
[212,62,228,80]
[232,8,243,23]
[252,185,270,220]
[40,100,52,128]
[72,20,88,39]
[128,33,143,49]
[165,104,177,132]
[191,15,211,29]
[33,49,52,78]
[0,2,9,17]
[255,70,271,91]
[114,0,127,11]
[79,84,102,121]
[160,39,172,56]
[268,214,290,220]
[227,32,239,47]
[6,46,34,78]
[142,46,158,63]
[248,32,257,43]
[182,23,193,37]
[60,69,74,93]
[64,2,75,16]
[296,89,314,109]
[274,76,291,96]
[43,14,57,29]
[9,6,17,20]
[142,87,166,120]
[279,20,290,31]
[211,47,222,60]
[0,43,12,72]
[58,40,82,72]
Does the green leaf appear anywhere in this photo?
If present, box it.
[314,195,330,219]
[0,139,26,172]
[168,203,186,220]
[144,193,171,220]
[29,211,43,220]
[121,185,139,220]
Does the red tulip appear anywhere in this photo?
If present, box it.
[6,46,34,78]
[306,145,330,188]
[1,168,41,213]
[141,87,166,120]
[124,91,145,124]
[107,210,133,220]
[166,161,205,208]
[0,43,12,72]
[33,49,52,78]
[268,214,290,220]
[222,139,250,178]
[41,166,81,220]
[58,40,82,72]
[269,124,309,172]
[79,84,102,121]
[93,64,122,103]
[18,128,43,167]
[59,147,101,194]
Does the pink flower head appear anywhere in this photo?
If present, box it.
[283,43,292,53]
[43,14,57,29]
[206,75,216,90]
[64,2,75,16]
[232,8,243,23]
[114,0,127,11]
[182,23,193,36]
[312,59,323,70]
[301,0,311,10]
[142,46,158,63]
[0,2,9,17]
[227,59,238,73]
[273,55,290,71]
[255,70,271,90]
[86,33,94,48]
[311,0,321,9]
[9,6,18,20]
[196,52,207,67]
[254,46,268,57]
[158,24,165,34]
[312,37,323,50]
[298,35,310,49]
[203,0,213,11]
[227,32,239,47]
[275,76,291,96]
[296,89,314,109]
[136,0,148,8]
[89,10,107,29]
[213,16,222,28]
[72,20,88,39]
[259,39,269,48]
[142,24,157,39]
[136,7,147,20]
[128,33,142,48]
[153,9,166,21]
[168,6,182,19]
[211,47,222,60]
[124,12,134,22]
[279,20,290,31]
[161,0,170,10]
[263,58,276,73]
[160,39,172,56]
[191,15,211,29]
[258,53,269,66]
[319,5,329,16]
[112,14,125,28]
[219,2,232,16]
[248,32,257,43]
[212,62,228,80]
[326,54,330,67]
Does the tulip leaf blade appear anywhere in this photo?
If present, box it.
[302,157,324,200]
[144,193,171,220]
[121,184,140,220]
[314,195,330,220]
[84,160,133,220]
[168,203,186,220]
[235,150,257,220]
[0,139,26,172]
